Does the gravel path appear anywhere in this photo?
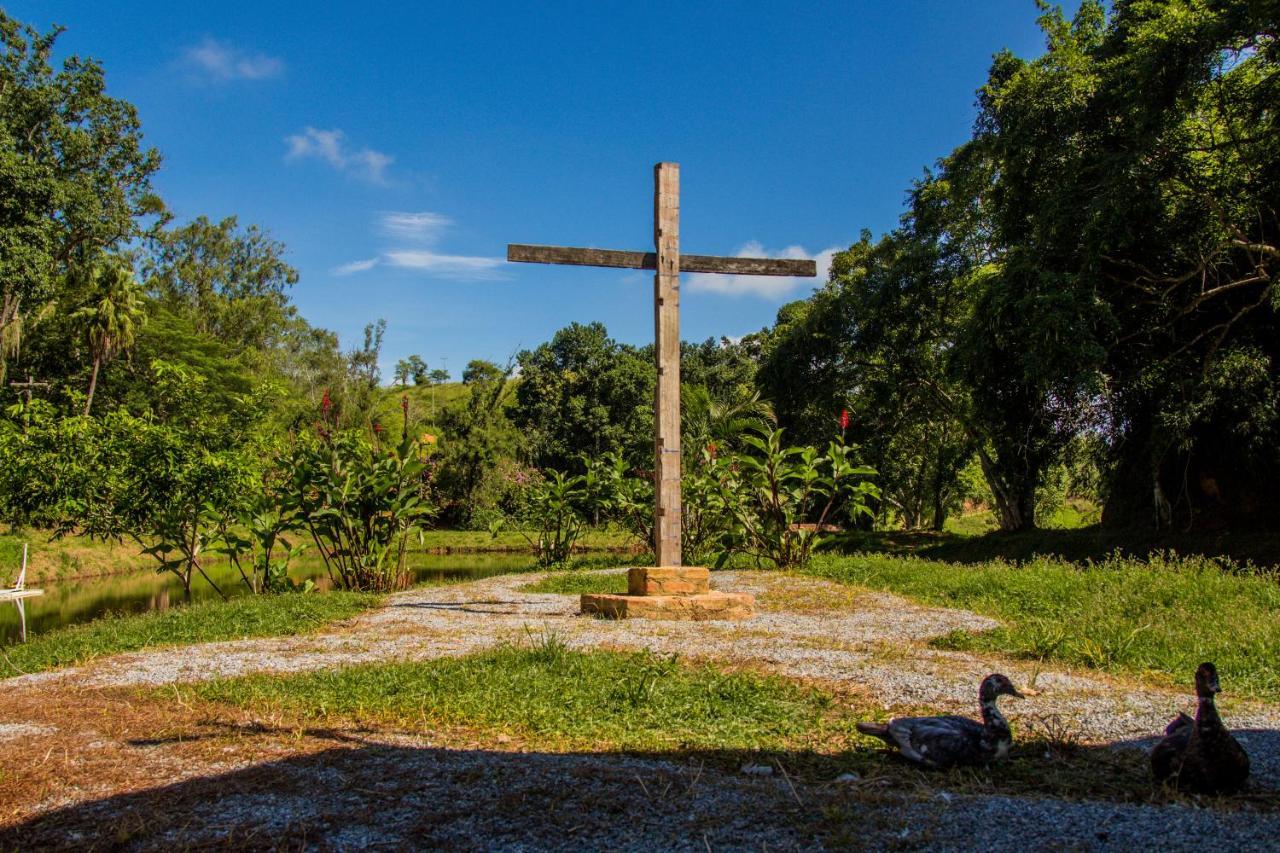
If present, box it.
[2,568,1278,850]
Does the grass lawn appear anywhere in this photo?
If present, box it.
[194,640,848,753]
[0,591,379,678]
[804,552,1280,701]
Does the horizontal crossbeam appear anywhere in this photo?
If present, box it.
[507,244,816,277]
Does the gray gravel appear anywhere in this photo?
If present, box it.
[6,730,1279,851]
[3,568,1278,850]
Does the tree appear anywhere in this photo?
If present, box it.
[429,367,451,385]
[513,322,654,472]
[462,359,503,385]
[969,1,1279,528]
[436,361,524,526]
[0,12,162,383]
[407,355,428,385]
[393,358,411,387]
[144,215,298,351]
[70,260,146,415]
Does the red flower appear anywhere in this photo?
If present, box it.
[401,395,409,414]
[706,441,718,459]
[373,422,384,434]
[321,389,332,416]
[839,409,850,431]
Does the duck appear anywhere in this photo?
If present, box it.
[856,673,1024,769]
[1150,662,1250,794]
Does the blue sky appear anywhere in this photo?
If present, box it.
[11,1,1070,379]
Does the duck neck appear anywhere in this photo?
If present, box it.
[1196,693,1223,729]
[980,698,1010,736]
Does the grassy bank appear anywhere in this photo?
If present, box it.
[804,552,1280,701]
[0,591,379,678]
[0,531,152,585]
[419,527,637,553]
[0,527,638,587]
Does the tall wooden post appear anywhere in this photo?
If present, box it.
[653,162,681,567]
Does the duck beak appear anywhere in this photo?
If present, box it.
[1009,687,1026,699]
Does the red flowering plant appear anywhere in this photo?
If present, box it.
[286,418,436,592]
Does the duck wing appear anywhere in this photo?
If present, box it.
[1151,712,1193,783]
[885,715,986,769]
[1183,718,1251,794]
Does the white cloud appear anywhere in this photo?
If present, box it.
[687,241,840,298]
[384,250,506,279]
[284,127,392,184]
[333,257,379,276]
[182,38,282,81]
[381,212,452,242]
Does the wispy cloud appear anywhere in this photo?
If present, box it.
[335,211,505,280]
[381,212,452,242]
[384,250,505,279]
[688,241,840,298]
[182,38,282,82]
[284,127,393,184]
[332,257,380,276]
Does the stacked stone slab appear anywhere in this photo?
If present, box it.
[580,567,754,620]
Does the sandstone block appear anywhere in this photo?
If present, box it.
[581,591,754,621]
[627,566,710,596]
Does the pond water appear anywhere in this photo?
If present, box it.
[0,552,538,646]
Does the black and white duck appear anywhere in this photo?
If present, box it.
[1151,662,1250,794]
[856,673,1024,769]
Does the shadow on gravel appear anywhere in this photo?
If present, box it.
[391,600,546,615]
[5,726,1279,850]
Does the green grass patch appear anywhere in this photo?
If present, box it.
[0,591,380,678]
[522,570,627,595]
[193,640,848,752]
[804,552,1280,701]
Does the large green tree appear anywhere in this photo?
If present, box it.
[0,13,161,383]
[514,322,654,472]
[143,215,298,352]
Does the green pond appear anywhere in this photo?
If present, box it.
[0,552,538,646]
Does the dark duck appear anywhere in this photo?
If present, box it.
[856,673,1023,769]
[1151,662,1250,794]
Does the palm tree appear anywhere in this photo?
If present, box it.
[72,261,146,416]
[682,386,776,450]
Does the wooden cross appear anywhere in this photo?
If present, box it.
[509,162,816,567]
[8,374,50,405]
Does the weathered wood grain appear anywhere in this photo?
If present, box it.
[507,244,816,277]
[653,162,682,568]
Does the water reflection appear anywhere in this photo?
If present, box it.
[0,552,537,646]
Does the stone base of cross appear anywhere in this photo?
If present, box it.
[509,162,816,620]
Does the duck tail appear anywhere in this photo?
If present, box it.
[856,721,892,742]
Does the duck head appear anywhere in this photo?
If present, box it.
[1194,662,1221,698]
[979,673,1025,703]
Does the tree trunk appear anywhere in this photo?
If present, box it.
[84,353,102,416]
[930,450,947,532]
[977,447,1036,531]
